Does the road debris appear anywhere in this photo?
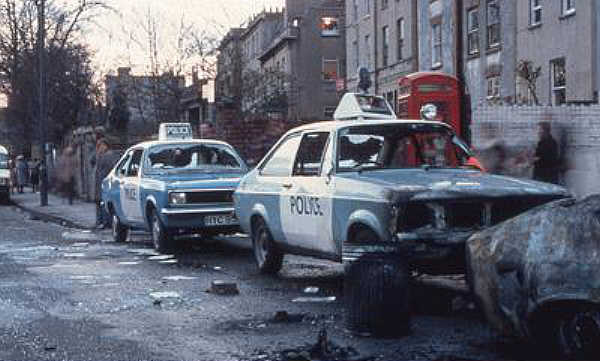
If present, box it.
[303,287,319,294]
[467,195,600,359]
[292,296,336,303]
[272,311,304,323]
[209,280,239,295]
[279,328,369,361]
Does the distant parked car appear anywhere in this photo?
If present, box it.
[102,123,247,252]
[233,93,570,336]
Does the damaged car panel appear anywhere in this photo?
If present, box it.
[234,119,570,275]
[466,195,600,358]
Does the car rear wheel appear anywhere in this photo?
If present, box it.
[111,212,128,243]
[150,209,174,253]
[252,218,283,274]
[556,307,600,359]
[344,229,411,337]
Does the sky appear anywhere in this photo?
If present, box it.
[85,0,285,76]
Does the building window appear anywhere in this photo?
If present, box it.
[323,59,338,81]
[353,39,359,70]
[382,25,389,67]
[487,76,500,99]
[467,8,479,55]
[431,22,442,68]
[562,0,575,15]
[530,0,542,26]
[324,106,336,118]
[381,0,388,9]
[397,18,404,60]
[551,58,566,105]
[320,17,339,36]
[487,0,500,48]
[292,17,300,27]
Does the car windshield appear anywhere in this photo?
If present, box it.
[144,143,244,173]
[0,154,8,169]
[337,123,472,172]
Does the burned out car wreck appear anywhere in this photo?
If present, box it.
[234,93,570,336]
[467,195,600,359]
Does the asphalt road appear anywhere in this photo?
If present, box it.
[0,203,531,361]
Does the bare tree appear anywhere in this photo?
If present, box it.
[516,59,541,106]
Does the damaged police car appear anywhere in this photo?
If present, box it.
[102,123,247,253]
[233,93,570,335]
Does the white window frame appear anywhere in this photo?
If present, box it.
[486,0,501,48]
[562,0,575,16]
[487,76,500,99]
[467,8,479,55]
[551,58,566,105]
[530,0,542,26]
[431,22,442,68]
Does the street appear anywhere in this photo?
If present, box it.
[0,201,539,361]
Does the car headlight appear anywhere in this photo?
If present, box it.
[169,192,187,205]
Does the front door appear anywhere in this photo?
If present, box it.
[280,132,335,256]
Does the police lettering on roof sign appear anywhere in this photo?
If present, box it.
[158,123,193,141]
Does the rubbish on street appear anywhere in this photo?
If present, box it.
[292,296,336,303]
[209,280,239,295]
[467,195,600,359]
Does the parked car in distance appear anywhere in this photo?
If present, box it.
[233,93,570,336]
[102,123,247,252]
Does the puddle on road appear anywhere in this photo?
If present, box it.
[149,291,181,299]
[292,296,337,303]
[118,261,141,265]
[63,253,86,258]
[159,259,178,264]
[148,255,174,261]
[0,245,56,254]
[128,248,159,256]
[162,275,197,281]
[69,275,93,280]
[72,242,89,247]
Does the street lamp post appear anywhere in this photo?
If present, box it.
[37,0,48,206]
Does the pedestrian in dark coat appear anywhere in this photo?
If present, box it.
[533,122,559,184]
[93,138,120,228]
[15,155,28,193]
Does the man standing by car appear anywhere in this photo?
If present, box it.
[93,138,120,228]
[533,122,559,184]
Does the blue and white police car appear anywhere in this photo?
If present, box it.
[233,93,570,335]
[102,123,247,253]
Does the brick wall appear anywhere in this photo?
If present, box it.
[472,105,600,198]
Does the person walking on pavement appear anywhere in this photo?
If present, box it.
[15,155,28,193]
[533,121,559,184]
[93,138,120,228]
[30,158,40,193]
[57,146,76,204]
[9,159,17,194]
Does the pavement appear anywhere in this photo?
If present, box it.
[8,188,97,229]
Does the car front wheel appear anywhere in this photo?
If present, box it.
[252,218,283,274]
[150,209,174,253]
[112,212,128,243]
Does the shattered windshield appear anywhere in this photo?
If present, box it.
[337,123,472,172]
[144,143,244,173]
[0,154,8,169]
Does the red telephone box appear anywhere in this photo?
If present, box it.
[397,72,463,137]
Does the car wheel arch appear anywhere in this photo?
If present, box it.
[345,210,384,243]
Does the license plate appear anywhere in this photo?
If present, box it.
[204,214,238,226]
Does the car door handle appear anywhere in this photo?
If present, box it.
[282,183,293,189]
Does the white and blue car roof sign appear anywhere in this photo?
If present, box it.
[159,123,193,141]
[333,93,397,121]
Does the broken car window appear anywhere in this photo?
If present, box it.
[145,143,243,173]
[337,123,466,172]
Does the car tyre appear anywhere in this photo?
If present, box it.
[111,212,128,243]
[252,218,283,274]
[150,209,174,253]
[0,192,9,205]
[344,230,411,337]
[556,307,600,359]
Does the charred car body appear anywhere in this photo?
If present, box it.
[234,93,570,335]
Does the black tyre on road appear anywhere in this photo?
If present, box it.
[344,229,411,337]
[252,218,283,274]
[150,209,174,253]
[111,212,128,243]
